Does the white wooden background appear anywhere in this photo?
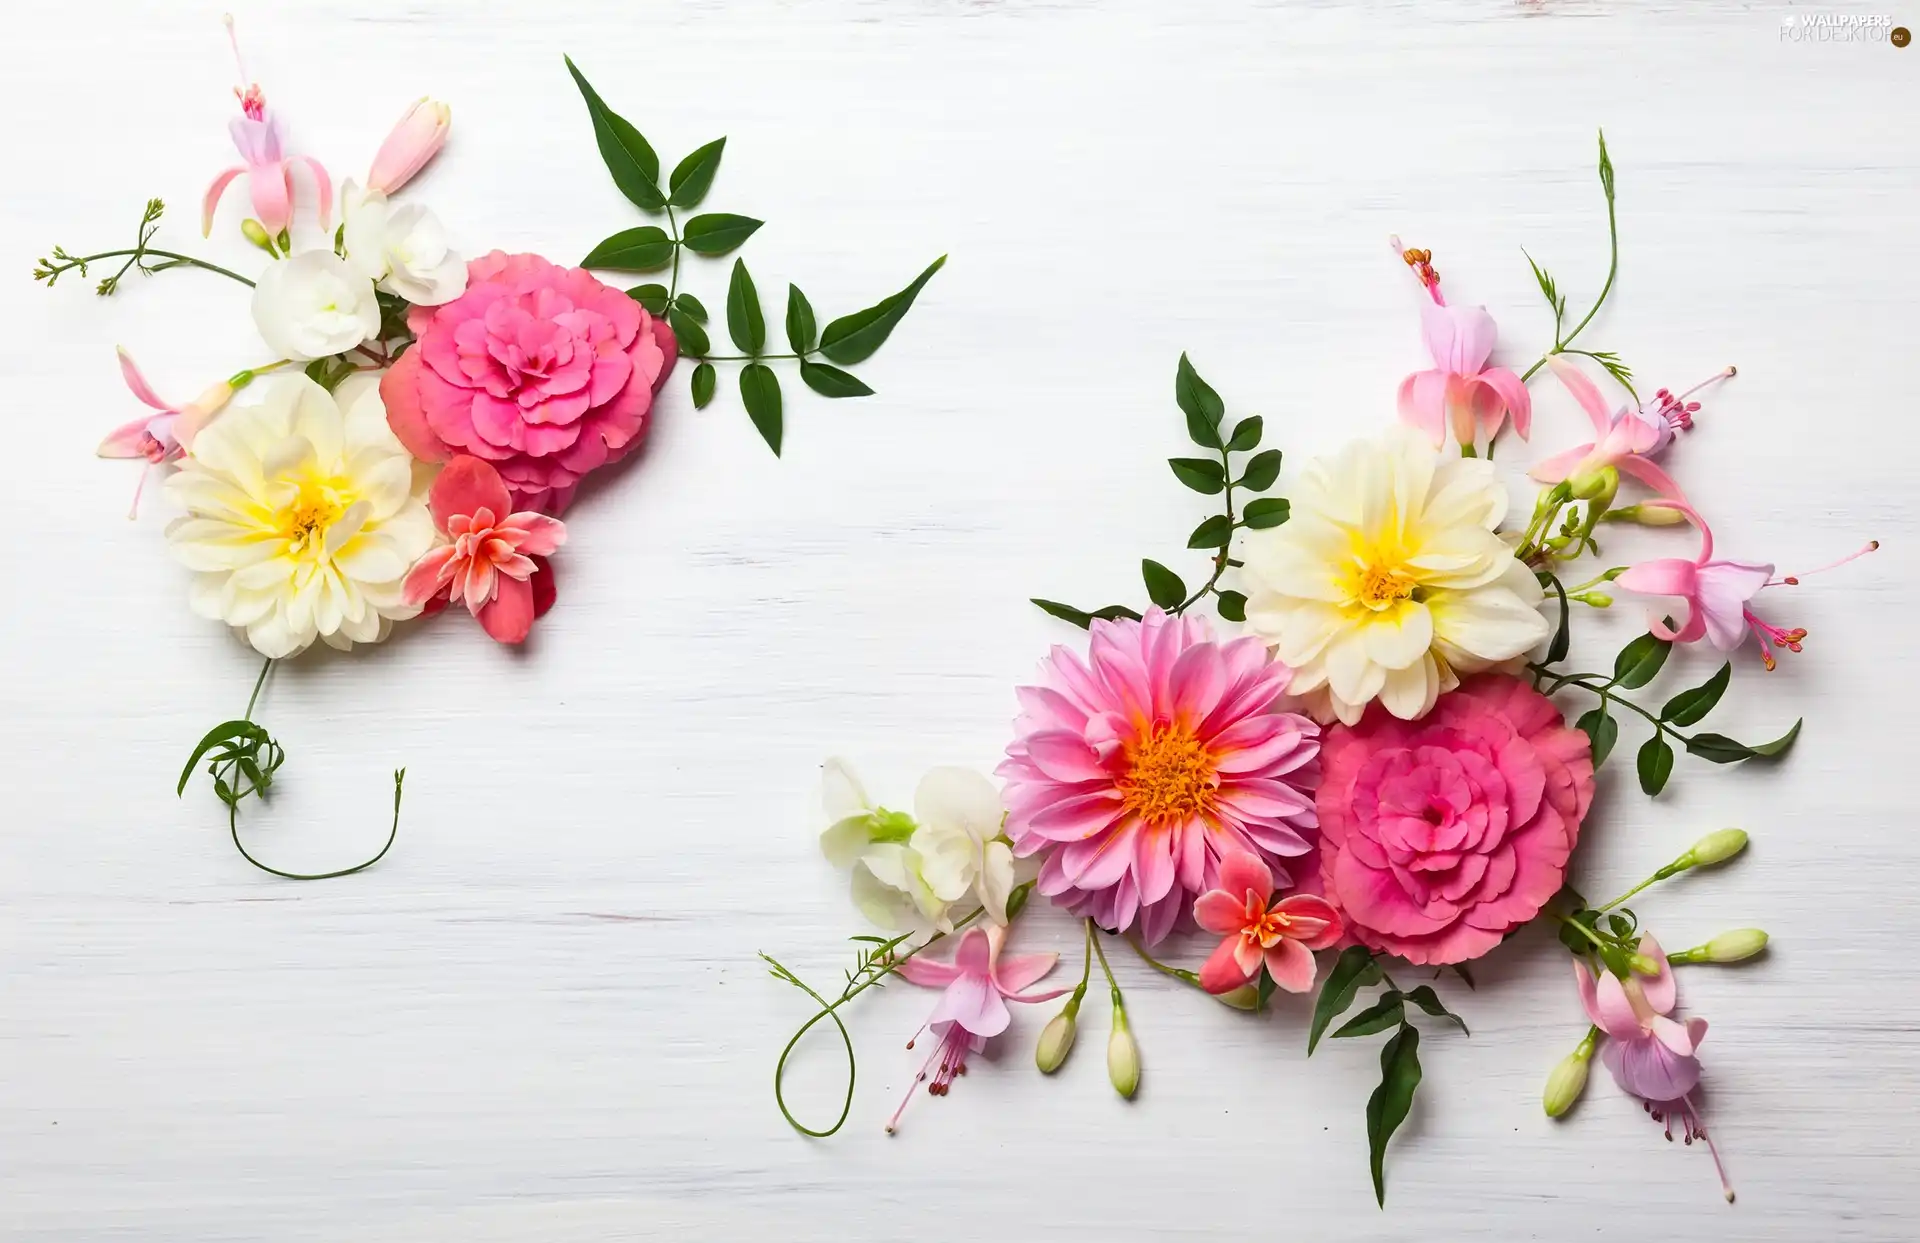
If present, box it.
[3,1,1916,1238]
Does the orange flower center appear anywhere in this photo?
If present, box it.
[1118,722,1216,828]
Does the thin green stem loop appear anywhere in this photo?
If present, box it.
[49,247,256,289]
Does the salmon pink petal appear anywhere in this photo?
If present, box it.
[530,555,557,618]
[1215,850,1274,907]
[1199,936,1256,994]
[1637,934,1677,1013]
[402,545,458,607]
[201,166,247,236]
[992,952,1059,997]
[1397,370,1449,445]
[1545,353,1615,437]
[1263,937,1317,993]
[1272,893,1342,948]
[248,162,293,235]
[381,351,451,462]
[292,153,333,227]
[477,572,535,644]
[1590,969,1643,1041]
[430,455,513,532]
[504,512,566,557]
[1192,888,1249,935]
[1479,366,1532,438]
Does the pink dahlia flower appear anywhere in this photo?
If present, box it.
[382,251,678,515]
[1316,673,1594,965]
[998,608,1321,945]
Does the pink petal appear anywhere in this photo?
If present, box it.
[1168,641,1226,726]
[1025,790,1126,842]
[1133,830,1177,905]
[1478,366,1532,439]
[1199,936,1255,994]
[951,927,994,978]
[97,415,159,458]
[381,351,452,463]
[1615,557,1698,600]
[1263,938,1317,993]
[1060,826,1138,890]
[1397,370,1449,445]
[992,952,1059,997]
[1637,934,1676,1014]
[1615,453,1688,504]
[1590,968,1644,1042]
[477,572,536,644]
[503,512,566,557]
[895,957,962,988]
[247,161,293,236]
[429,456,513,533]
[1527,443,1595,485]
[1694,561,1773,651]
[1545,353,1614,437]
[201,166,246,236]
[1422,301,1497,375]
[1648,1013,1696,1057]
[1214,851,1274,907]
[115,348,172,411]
[1192,888,1249,935]
[292,154,333,228]
[931,972,1011,1039]
[402,545,459,607]
[1024,730,1110,784]
[1271,893,1343,950]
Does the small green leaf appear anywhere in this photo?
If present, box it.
[726,259,766,354]
[1032,598,1093,628]
[1685,733,1756,763]
[177,720,263,796]
[1241,498,1290,529]
[1661,662,1731,726]
[1174,353,1225,447]
[564,56,665,211]
[1215,590,1247,622]
[1637,733,1674,796]
[1090,605,1143,622]
[668,137,726,208]
[818,255,947,365]
[1451,963,1476,991]
[1239,449,1282,492]
[668,305,710,357]
[1309,946,1381,1054]
[1576,706,1618,768]
[626,283,669,315]
[690,362,716,409]
[1402,986,1469,1035]
[1142,560,1186,610]
[1611,632,1672,690]
[680,212,763,255]
[1542,572,1571,665]
[1558,908,1603,956]
[674,292,709,322]
[1169,457,1226,494]
[739,363,782,454]
[1332,993,1406,1039]
[581,226,674,272]
[1748,718,1803,757]
[1226,416,1263,452]
[785,284,817,354]
[799,361,873,398]
[1187,514,1232,549]
[1366,1024,1422,1207]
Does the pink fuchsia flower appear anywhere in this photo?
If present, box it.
[999,608,1321,945]
[382,251,678,514]
[1193,850,1342,994]
[1393,247,1531,450]
[367,98,451,195]
[97,348,237,516]
[1528,356,1732,501]
[1316,674,1594,966]
[1576,936,1733,1201]
[403,455,566,644]
[889,925,1067,1132]
[201,17,331,238]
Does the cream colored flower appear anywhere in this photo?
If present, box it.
[165,372,435,658]
[1241,428,1549,724]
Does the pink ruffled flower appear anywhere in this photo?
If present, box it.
[998,608,1322,945]
[1316,674,1594,966]
[403,455,566,644]
[1576,936,1733,1201]
[889,925,1066,1132]
[1393,243,1530,450]
[201,18,330,238]
[1528,355,1731,501]
[382,251,678,514]
[1193,850,1342,994]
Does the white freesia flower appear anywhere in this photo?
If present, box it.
[1241,428,1550,724]
[251,249,381,361]
[342,181,467,307]
[165,373,435,658]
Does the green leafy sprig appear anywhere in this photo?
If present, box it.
[1032,354,1289,628]
[33,198,256,295]
[1518,130,1635,398]
[565,56,943,455]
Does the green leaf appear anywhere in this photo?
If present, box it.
[1575,705,1618,767]
[1450,963,1476,991]
[1239,449,1282,492]
[626,283,669,315]
[1611,632,1672,690]
[563,56,665,211]
[1402,986,1469,1035]
[1241,498,1290,530]
[1524,249,1562,321]
[680,212,763,255]
[1169,457,1226,494]
[582,226,674,272]
[674,292,710,322]
[818,255,947,365]
[668,137,726,208]
[1142,560,1186,610]
[690,362,716,409]
[177,719,263,796]
[1226,416,1263,452]
[1684,733,1755,763]
[726,259,765,355]
[1557,908,1603,956]
[1661,662,1730,726]
[739,363,782,454]
[785,284,817,354]
[1187,514,1232,549]
[1748,718,1803,757]
[1366,1024,1422,1207]
[668,305,710,356]
[1090,605,1144,622]
[1309,946,1381,1054]
[1332,993,1406,1039]
[1032,598,1093,628]
[1637,733,1675,796]
[1215,590,1247,623]
[1542,572,1571,665]
[799,361,873,398]
[1175,353,1225,450]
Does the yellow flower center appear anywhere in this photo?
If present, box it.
[1118,723,1216,828]
[278,475,351,555]
[1357,563,1416,611]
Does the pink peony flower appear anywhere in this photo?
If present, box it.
[998,608,1322,945]
[1315,674,1594,965]
[382,251,678,514]
[403,455,566,644]
[1193,850,1342,995]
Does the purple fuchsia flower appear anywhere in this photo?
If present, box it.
[998,609,1321,946]
[96,348,237,516]
[202,17,332,239]
[1576,935,1734,1202]
[1529,355,1733,502]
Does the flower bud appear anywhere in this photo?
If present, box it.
[1214,984,1262,1012]
[1542,1043,1593,1118]
[1701,928,1769,963]
[368,97,452,195]
[240,218,276,255]
[1686,829,1749,868]
[1036,1007,1077,1074]
[171,380,237,450]
[1572,591,1613,608]
[1602,503,1689,527]
[1106,1011,1140,1100]
[1571,465,1619,504]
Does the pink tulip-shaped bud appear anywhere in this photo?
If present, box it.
[368,98,451,194]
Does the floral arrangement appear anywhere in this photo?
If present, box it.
[765,133,1874,1203]
[41,19,941,879]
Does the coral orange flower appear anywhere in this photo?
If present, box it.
[403,455,565,644]
[1193,850,1342,994]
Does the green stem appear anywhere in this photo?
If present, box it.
[243,656,273,722]
[1175,439,1238,613]
[1552,910,1613,955]
[1091,923,1124,1007]
[1521,165,1619,384]
[1528,666,1694,742]
[686,352,810,363]
[53,248,256,289]
[666,205,682,304]
[1126,936,1203,990]
[1599,865,1683,912]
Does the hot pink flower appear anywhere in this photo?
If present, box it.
[1316,674,1593,966]
[889,925,1066,1132]
[1393,244,1531,450]
[1528,356,1730,501]
[1576,936,1733,1200]
[201,18,331,238]
[998,608,1321,946]
[403,455,566,644]
[96,348,236,516]
[382,251,678,514]
[1193,850,1342,994]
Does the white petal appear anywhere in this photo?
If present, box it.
[913,767,1002,847]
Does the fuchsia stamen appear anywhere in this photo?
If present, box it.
[1645,1095,1735,1203]
[886,1024,973,1135]
[1742,610,1807,672]
[1389,236,1445,305]
[1652,367,1736,436]
[224,15,267,117]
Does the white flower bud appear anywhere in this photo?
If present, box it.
[1687,829,1749,868]
[1107,1012,1140,1100]
[1543,1046,1592,1118]
[1702,928,1769,963]
[1036,1009,1078,1074]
